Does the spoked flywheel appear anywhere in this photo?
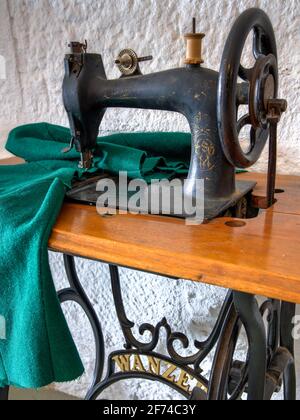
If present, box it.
[217,8,287,208]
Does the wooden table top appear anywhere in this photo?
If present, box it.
[2,157,300,303]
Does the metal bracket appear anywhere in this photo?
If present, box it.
[252,98,287,209]
[66,40,88,78]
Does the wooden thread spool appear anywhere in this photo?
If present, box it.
[184,33,205,65]
[184,18,205,65]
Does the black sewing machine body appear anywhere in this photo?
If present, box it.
[63,8,287,220]
[63,58,251,219]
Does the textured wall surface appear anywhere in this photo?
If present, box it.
[0,0,299,400]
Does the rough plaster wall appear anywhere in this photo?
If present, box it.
[0,0,299,399]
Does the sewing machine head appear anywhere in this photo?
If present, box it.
[63,8,287,220]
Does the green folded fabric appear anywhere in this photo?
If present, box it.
[6,123,191,181]
[0,122,191,389]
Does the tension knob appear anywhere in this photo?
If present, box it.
[115,49,153,76]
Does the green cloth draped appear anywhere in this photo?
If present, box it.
[6,123,191,181]
[0,122,191,389]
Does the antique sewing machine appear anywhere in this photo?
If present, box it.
[63,8,287,220]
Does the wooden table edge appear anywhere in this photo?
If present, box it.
[49,227,300,305]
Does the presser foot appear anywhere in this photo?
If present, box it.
[66,176,257,222]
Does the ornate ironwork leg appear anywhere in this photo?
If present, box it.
[0,386,9,401]
[280,302,296,400]
[233,292,267,400]
[109,265,234,365]
[58,254,105,398]
[56,257,296,401]
[87,267,243,400]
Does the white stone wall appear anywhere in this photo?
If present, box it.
[0,0,299,399]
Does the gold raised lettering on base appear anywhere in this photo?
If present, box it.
[112,353,208,395]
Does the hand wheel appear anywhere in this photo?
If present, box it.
[217,8,279,168]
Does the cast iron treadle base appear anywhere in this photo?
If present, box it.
[66,174,256,220]
[57,255,296,401]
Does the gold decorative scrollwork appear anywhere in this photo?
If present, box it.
[195,138,216,171]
